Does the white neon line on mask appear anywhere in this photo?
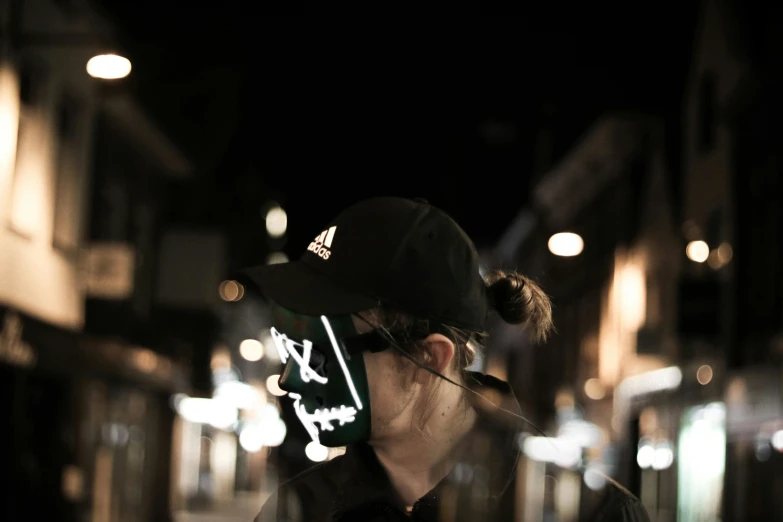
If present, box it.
[289,393,320,443]
[269,328,327,385]
[321,315,363,411]
[288,393,358,443]
[270,327,290,363]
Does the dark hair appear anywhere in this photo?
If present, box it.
[360,270,553,432]
[484,269,554,344]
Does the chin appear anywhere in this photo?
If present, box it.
[318,433,347,448]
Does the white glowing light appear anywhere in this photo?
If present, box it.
[258,403,280,423]
[176,397,237,430]
[771,430,783,452]
[305,441,329,462]
[265,207,288,238]
[558,419,604,448]
[86,54,132,79]
[616,366,683,402]
[652,443,674,471]
[522,436,581,469]
[636,444,655,469]
[266,374,287,397]
[584,462,607,491]
[239,424,265,452]
[548,232,584,257]
[239,414,287,451]
[264,418,287,447]
[686,240,709,263]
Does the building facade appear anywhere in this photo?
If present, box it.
[489,2,783,521]
[487,113,681,521]
[0,1,209,521]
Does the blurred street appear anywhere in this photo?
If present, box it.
[172,492,267,522]
[2,1,783,521]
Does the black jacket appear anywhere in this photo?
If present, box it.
[256,373,650,522]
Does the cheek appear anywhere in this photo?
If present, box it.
[363,352,408,418]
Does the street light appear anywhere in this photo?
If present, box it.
[548,232,584,257]
[265,206,287,238]
[11,2,132,81]
[86,53,132,80]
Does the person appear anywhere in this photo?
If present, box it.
[241,197,649,522]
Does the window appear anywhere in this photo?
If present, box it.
[18,60,47,108]
[8,60,48,238]
[52,91,84,253]
[697,72,717,153]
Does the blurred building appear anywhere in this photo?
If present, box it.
[490,2,783,521]
[490,114,681,521]
[0,1,221,521]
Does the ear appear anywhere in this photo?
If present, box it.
[413,333,456,384]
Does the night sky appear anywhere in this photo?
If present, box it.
[96,7,700,261]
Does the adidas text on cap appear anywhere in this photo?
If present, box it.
[241,197,489,331]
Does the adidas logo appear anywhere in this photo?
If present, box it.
[307,226,336,260]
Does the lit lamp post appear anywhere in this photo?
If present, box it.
[86,52,132,80]
[7,0,132,80]
[548,232,584,257]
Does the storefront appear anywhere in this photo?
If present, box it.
[721,366,783,521]
[0,306,189,522]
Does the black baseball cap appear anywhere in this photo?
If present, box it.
[241,197,489,331]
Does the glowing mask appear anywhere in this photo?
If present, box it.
[269,304,387,447]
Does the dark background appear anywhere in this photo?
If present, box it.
[94,7,699,256]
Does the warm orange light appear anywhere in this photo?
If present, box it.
[219,280,244,302]
[717,243,733,264]
[266,374,287,397]
[696,365,713,385]
[686,241,709,263]
[584,378,606,400]
[239,339,264,362]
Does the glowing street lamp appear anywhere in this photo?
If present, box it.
[685,240,709,263]
[86,53,132,80]
[265,206,288,238]
[548,232,584,257]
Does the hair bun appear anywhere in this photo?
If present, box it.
[485,270,554,343]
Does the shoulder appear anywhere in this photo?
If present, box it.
[256,457,347,522]
[284,455,346,493]
[584,475,651,522]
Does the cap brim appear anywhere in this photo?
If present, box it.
[239,260,379,317]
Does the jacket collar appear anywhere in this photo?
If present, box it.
[330,372,525,519]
